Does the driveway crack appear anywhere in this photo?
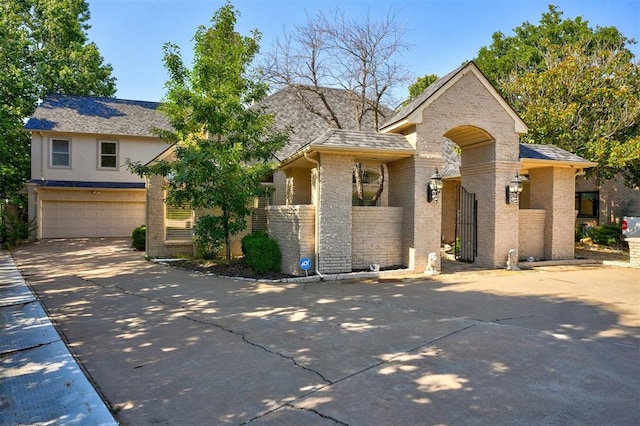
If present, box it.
[285,403,349,425]
[76,275,332,384]
[183,315,332,384]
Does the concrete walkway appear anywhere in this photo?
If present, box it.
[0,249,117,425]
[3,239,640,425]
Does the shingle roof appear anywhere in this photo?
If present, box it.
[310,129,413,151]
[279,128,415,167]
[258,86,393,160]
[519,143,592,163]
[24,95,172,137]
[441,143,595,178]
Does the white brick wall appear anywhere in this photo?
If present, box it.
[627,238,640,267]
[519,209,546,260]
[352,207,403,269]
[266,205,315,275]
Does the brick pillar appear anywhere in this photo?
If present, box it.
[388,156,441,272]
[529,167,575,260]
[145,174,166,258]
[317,154,354,274]
[460,161,520,268]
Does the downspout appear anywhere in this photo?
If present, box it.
[39,132,45,180]
[304,152,325,279]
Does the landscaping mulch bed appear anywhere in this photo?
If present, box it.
[575,245,630,262]
[164,259,296,281]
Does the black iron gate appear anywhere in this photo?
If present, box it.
[455,185,477,262]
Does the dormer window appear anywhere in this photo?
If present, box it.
[99,140,118,169]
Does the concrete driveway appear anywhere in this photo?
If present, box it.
[9,239,640,425]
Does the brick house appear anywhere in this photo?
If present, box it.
[266,62,595,274]
[138,62,596,272]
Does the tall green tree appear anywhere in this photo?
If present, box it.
[401,73,439,107]
[474,5,639,186]
[0,0,115,205]
[129,3,289,262]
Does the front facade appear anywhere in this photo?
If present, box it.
[267,62,596,275]
[25,95,171,239]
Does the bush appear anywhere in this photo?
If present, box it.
[585,224,622,247]
[241,232,281,275]
[193,215,225,260]
[131,225,146,251]
[1,211,36,249]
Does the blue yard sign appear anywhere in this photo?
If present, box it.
[299,257,312,274]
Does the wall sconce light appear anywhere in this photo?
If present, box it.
[506,173,523,204]
[427,168,443,203]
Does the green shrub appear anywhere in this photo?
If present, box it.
[585,224,622,246]
[193,215,225,260]
[1,211,36,249]
[241,232,281,275]
[131,225,146,251]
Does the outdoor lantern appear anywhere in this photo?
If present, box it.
[427,168,443,202]
[506,173,524,204]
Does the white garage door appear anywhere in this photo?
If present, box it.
[42,201,146,238]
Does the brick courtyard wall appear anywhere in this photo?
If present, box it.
[317,154,354,274]
[519,209,546,260]
[530,167,576,260]
[352,207,404,269]
[627,238,640,267]
[266,205,315,275]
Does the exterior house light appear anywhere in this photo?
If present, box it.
[506,173,523,204]
[427,168,443,203]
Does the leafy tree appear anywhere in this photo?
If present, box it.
[401,73,439,107]
[129,3,289,262]
[261,7,411,204]
[475,5,639,186]
[0,0,115,205]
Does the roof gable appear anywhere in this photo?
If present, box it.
[381,62,527,135]
[25,95,172,138]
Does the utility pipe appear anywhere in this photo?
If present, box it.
[304,152,325,279]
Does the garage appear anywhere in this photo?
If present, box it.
[41,200,146,238]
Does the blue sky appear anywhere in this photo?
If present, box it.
[87,0,640,102]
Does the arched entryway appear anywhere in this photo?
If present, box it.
[441,125,496,264]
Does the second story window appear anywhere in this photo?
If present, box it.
[99,141,118,169]
[51,138,71,168]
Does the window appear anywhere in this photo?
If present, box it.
[50,138,70,167]
[575,191,599,218]
[99,141,118,169]
[165,203,193,241]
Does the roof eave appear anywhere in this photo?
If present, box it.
[520,158,598,170]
